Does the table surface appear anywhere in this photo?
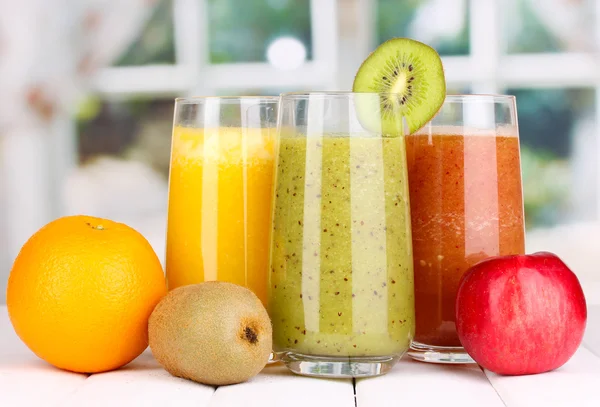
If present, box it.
[1,305,599,407]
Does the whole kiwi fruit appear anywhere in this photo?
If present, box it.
[148,282,272,385]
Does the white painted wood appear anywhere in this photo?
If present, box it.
[355,357,505,407]
[337,0,375,90]
[0,305,88,407]
[187,0,213,96]
[3,304,600,406]
[61,351,215,407]
[485,346,600,407]
[86,0,600,102]
[309,0,338,90]
[91,65,191,97]
[0,362,88,407]
[583,304,600,357]
[209,364,355,407]
[87,52,600,93]
[469,0,500,94]
[201,62,335,90]
[173,0,202,70]
[499,53,600,87]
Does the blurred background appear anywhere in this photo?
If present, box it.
[1,0,599,303]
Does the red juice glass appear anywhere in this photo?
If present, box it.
[405,95,525,363]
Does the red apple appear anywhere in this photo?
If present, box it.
[455,251,587,376]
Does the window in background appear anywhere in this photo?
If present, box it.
[76,98,173,176]
[72,98,173,261]
[377,0,469,55]
[113,0,176,66]
[505,0,596,53]
[509,88,597,230]
[208,0,313,64]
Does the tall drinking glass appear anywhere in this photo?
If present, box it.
[269,92,415,378]
[166,96,278,307]
[406,95,525,363]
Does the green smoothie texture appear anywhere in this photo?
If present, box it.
[269,133,415,357]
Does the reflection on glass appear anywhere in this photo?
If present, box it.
[377,0,469,56]
[208,0,312,63]
[114,0,175,66]
[508,88,597,228]
[505,0,595,53]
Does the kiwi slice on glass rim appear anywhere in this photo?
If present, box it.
[353,37,446,135]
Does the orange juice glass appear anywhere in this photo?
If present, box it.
[166,97,279,306]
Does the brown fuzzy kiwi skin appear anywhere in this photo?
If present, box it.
[148,281,273,386]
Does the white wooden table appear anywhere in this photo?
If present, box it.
[1,305,599,407]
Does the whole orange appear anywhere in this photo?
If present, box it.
[6,215,167,373]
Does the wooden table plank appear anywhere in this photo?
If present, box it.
[355,357,504,407]
[59,351,215,407]
[0,362,88,407]
[3,301,600,407]
[209,363,356,407]
[0,306,89,407]
[485,346,600,407]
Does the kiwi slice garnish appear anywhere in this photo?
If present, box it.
[353,37,446,135]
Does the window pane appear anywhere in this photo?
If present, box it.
[113,0,176,66]
[507,88,597,229]
[72,98,174,261]
[505,0,595,53]
[208,0,312,64]
[377,0,469,56]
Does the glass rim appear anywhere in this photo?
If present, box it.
[280,92,515,103]
[175,95,280,103]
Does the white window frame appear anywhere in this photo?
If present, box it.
[3,0,600,300]
[88,0,600,218]
[91,0,339,97]
[83,0,600,224]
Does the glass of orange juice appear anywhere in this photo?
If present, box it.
[166,96,278,308]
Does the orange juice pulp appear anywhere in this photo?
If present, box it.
[166,126,276,305]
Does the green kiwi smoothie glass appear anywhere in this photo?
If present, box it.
[268,92,415,378]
